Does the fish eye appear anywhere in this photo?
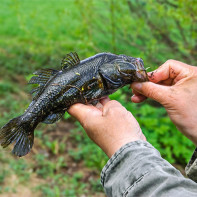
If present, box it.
[121,55,137,64]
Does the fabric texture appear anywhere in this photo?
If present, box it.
[101,140,197,197]
[185,147,197,182]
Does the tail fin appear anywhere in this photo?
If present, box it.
[0,116,35,157]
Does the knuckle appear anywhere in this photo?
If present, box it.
[109,100,120,106]
[105,100,122,109]
[161,59,177,69]
[106,107,113,114]
[107,107,117,115]
[107,106,126,116]
[165,59,176,65]
[103,100,125,116]
[159,59,180,72]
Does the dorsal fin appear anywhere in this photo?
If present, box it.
[29,68,58,100]
[61,52,80,70]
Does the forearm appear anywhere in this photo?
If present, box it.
[101,141,197,197]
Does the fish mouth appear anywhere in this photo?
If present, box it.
[137,70,149,81]
[135,58,149,82]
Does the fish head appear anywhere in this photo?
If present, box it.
[112,55,149,83]
[99,55,148,90]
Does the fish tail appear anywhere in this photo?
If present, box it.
[0,115,37,157]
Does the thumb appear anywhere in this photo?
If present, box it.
[131,82,169,104]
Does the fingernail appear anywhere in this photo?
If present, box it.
[131,95,135,102]
[132,83,142,90]
[147,72,152,77]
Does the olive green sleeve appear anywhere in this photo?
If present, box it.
[101,141,197,197]
[185,148,197,183]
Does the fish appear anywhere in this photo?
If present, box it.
[0,52,148,157]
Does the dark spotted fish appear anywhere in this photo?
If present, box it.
[0,52,148,157]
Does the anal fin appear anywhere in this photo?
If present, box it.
[42,111,66,124]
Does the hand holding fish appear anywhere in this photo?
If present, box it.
[131,60,197,146]
[68,98,146,158]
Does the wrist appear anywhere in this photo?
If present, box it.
[104,137,146,158]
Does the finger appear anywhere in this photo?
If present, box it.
[160,78,173,86]
[100,96,111,105]
[132,89,142,96]
[131,82,169,104]
[68,103,102,123]
[131,94,147,103]
[131,86,147,101]
[102,100,123,116]
[132,88,147,99]
[148,60,191,83]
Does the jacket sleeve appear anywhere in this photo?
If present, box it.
[185,148,197,182]
[101,140,197,197]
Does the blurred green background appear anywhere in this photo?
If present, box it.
[0,0,196,196]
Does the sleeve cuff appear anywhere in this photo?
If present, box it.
[101,140,163,186]
[185,148,197,183]
[101,140,197,197]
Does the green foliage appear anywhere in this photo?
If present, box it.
[45,140,59,155]
[0,169,9,184]
[34,172,89,197]
[90,178,104,192]
[34,154,66,179]
[0,82,15,96]
[69,121,108,171]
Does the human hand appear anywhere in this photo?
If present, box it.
[131,60,197,145]
[68,98,146,158]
